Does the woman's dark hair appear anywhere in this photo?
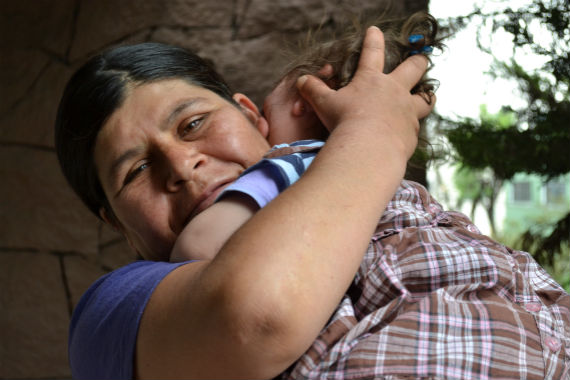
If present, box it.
[55,43,235,220]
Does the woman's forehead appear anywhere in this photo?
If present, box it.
[121,80,210,117]
[100,80,215,137]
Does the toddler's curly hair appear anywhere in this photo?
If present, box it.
[279,11,446,180]
[282,11,444,99]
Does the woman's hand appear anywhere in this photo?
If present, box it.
[296,26,435,161]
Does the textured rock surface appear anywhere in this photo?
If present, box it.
[0,252,71,378]
[0,0,428,377]
[0,146,99,254]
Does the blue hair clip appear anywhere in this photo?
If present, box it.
[408,34,424,43]
[408,34,433,55]
[410,45,433,55]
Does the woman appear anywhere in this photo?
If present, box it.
[57,27,432,379]
[56,24,569,380]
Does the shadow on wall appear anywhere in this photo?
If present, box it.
[0,0,427,377]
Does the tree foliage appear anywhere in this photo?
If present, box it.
[438,0,570,179]
[435,0,570,265]
[453,166,503,236]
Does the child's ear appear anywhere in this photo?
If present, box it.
[233,93,269,138]
[291,98,306,117]
[292,97,314,117]
[289,64,332,118]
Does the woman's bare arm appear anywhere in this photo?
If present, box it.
[135,27,434,379]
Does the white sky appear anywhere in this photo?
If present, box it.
[428,0,542,119]
[425,0,538,232]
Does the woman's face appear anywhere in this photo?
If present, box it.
[94,79,271,261]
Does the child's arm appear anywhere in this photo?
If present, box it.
[170,194,259,262]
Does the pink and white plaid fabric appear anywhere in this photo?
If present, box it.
[281,180,569,380]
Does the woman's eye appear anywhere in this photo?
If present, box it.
[124,162,149,185]
[181,117,204,137]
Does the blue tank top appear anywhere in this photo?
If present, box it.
[68,260,188,379]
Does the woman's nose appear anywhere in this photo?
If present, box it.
[162,143,207,192]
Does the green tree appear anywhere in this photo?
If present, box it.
[453,166,503,236]
[449,106,516,236]
[436,0,570,266]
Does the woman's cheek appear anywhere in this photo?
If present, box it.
[116,183,160,224]
[201,120,250,163]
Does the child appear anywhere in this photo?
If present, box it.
[170,11,442,262]
[167,14,569,375]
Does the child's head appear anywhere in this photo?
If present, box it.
[262,67,331,146]
[263,11,443,146]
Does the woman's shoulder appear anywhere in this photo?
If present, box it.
[68,260,190,379]
[74,260,187,307]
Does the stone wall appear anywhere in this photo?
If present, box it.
[0,0,427,377]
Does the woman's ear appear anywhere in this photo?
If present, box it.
[233,93,269,138]
[99,207,140,254]
[99,207,121,232]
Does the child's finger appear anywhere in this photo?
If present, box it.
[389,54,429,91]
[355,26,385,75]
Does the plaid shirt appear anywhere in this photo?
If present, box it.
[280,180,569,380]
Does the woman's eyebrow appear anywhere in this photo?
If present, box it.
[162,97,207,130]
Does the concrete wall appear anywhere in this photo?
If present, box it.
[0,0,427,377]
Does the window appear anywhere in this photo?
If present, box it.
[546,178,566,203]
[513,181,531,202]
